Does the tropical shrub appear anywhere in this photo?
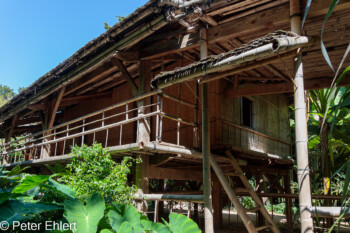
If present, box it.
[59,143,139,205]
[0,155,202,233]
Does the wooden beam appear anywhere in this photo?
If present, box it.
[141,0,350,60]
[224,76,350,97]
[28,91,112,111]
[114,51,139,62]
[140,33,200,60]
[16,117,41,126]
[13,125,41,133]
[6,115,17,142]
[305,0,350,18]
[60,91,112,107]
[47,87,65,129]
[225,82,292,97]
[28,103,45,111]
[111,58,139,96]
[149,166,203,181]
[64,62,117,96]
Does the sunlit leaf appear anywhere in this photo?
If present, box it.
[12,175,49,194]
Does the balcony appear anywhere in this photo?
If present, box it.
[0,90,199,166]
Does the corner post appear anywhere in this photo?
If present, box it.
[200,27,214,233]
[136,60,151,212]
[290,0,313,232]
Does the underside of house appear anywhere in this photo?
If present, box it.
[1,0,350,232]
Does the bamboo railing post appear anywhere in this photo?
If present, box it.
[200,27,214,233]
[156,94,160,142]
[290,0,313,232]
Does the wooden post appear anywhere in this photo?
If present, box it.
[135,60,151,212]
[2,115,17,164]
[255,173,265,227]
[200,27,214,233]
[284,174,293,233]
[158,179,165,219]
[212,175,223,228]
[42,87,65,158]
[290,0,313,232]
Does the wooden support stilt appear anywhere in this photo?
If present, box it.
[200,27,214,233]
[135,60,151,212]
[284,174,293,233]
[2,115,17,164]
[290,0,314,232]
[212,175,223,229]
[255,173,265,227]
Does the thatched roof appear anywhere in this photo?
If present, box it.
[151,30,310,88]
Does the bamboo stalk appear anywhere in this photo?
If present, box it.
[134,194,204,203]
[200,28,214,233]
[290,0,314,232]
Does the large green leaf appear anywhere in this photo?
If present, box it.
[12,175,49,193]
[301,0,312,29]
[108,205,144,233]
[48,176,76,198]
[141,220,170,233]
[320,0,339,72]
[100,230,113,233]
[45,164,69,175]
[167,213,201,233]
[0,192,12,205]
[64,193,105,233]
[7,165,29,176]
[0,200,61,223]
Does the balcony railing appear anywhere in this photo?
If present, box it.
[0,90,198,165]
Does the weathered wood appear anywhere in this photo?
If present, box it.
[212,175,223,228]
[6,115,18,143]
[112,58,139,95]
[64,62,117,96]
[224,76,350,97]
[148,166,202,181]
[47,87,65,129]
[284,174,293,233]
[16,117,41,126]
[27,91,113,111]
[114,51,139,62]
[141,33,200,60]
[60,91,113,107]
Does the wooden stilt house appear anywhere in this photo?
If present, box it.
[1,0,350,232]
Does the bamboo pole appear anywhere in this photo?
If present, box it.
[290,0,314,232]
[200,27,214,233]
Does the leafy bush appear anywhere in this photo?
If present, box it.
[59,143,138,205]
[0,147,202,233]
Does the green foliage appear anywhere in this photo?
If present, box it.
[0,146,201,233]
[165,212,201,233]
[106,203,199,233]
[0,84,15,107]
[12,175,49,193]
[59,143,138,205]
[17,87,26,93]
[104,16,125,30]
[0,200,61,223]
[64,193,105,233]
[108,204,144,233]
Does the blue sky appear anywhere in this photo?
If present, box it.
[0,0,148,93]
